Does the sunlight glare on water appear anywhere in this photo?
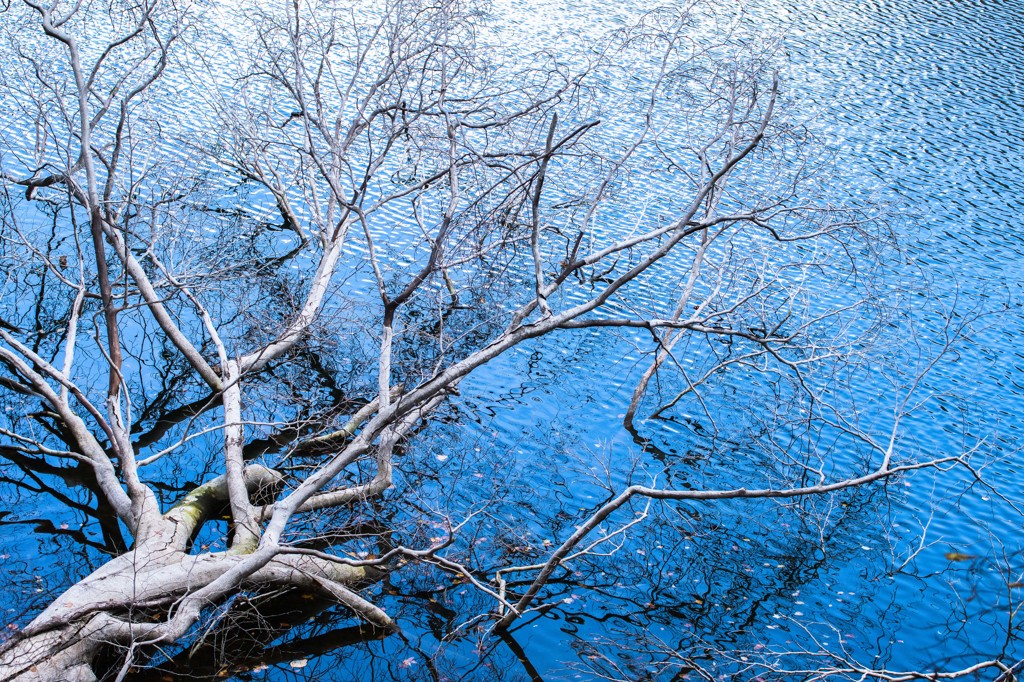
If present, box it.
[0,0,1021,678]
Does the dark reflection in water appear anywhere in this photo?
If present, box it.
[0,0,1022,679]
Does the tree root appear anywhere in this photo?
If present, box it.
[0,465,392,681]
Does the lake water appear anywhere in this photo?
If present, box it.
[0,0,1022,679]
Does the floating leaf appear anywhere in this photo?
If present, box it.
[944,551,976,562]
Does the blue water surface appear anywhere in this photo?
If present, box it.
[0,0,1022,680]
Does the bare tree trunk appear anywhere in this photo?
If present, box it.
[0,0,997,678]
[0,546,384,680]
[0,465,388,681]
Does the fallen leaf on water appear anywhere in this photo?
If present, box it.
[289,659,308,668]
[944,552,976,562]
[1009,582,1024,588]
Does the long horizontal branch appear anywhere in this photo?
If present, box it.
[496,454,964,629]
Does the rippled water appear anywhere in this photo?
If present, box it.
[0,0,1022,679]
[396,0,1024,677]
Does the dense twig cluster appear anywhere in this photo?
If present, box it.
[0,0,1005,679]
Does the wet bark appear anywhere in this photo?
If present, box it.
[0,466,388,681]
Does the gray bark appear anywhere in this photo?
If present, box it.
[0,465,384,682]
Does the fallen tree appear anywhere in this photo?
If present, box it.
[0,0,1004,679]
